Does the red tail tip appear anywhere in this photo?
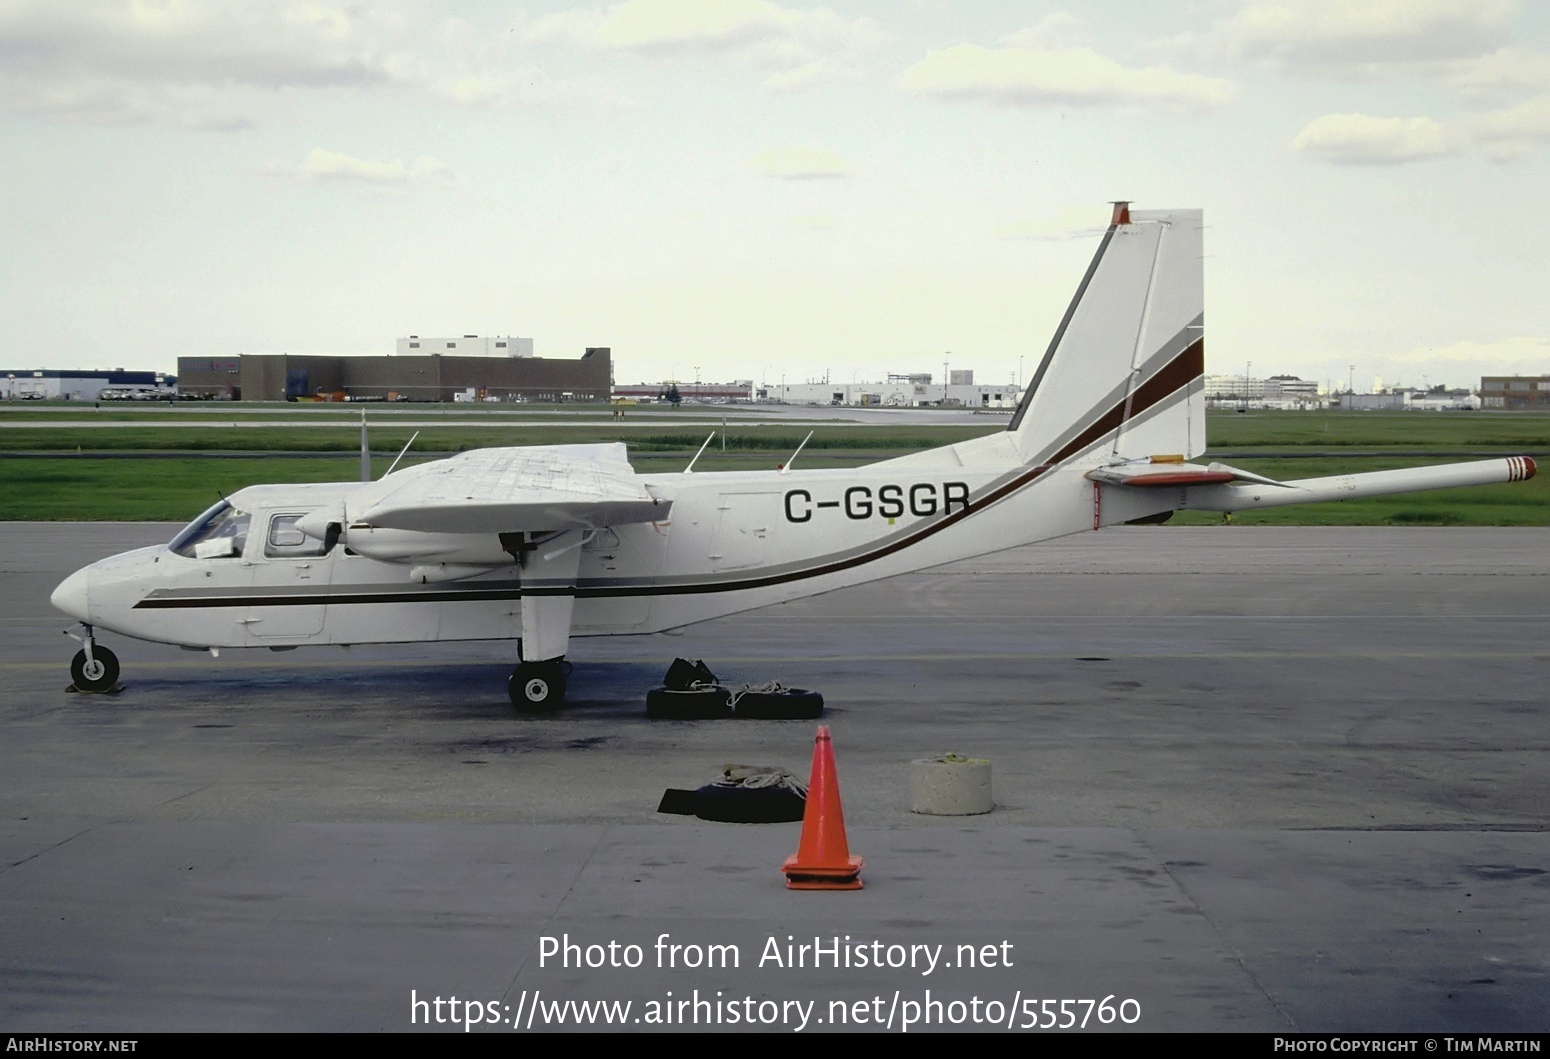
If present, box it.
[1525,456,1537,480]
[1110,201,1131,226]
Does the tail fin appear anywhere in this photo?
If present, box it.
[1008,204,1204,466]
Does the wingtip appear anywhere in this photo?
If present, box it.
[1110,201,1131,226]
[1524,456,1537,480]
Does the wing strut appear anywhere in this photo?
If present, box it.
[780,431,815,474]
[684,433,715,474]
[384,431,420,476]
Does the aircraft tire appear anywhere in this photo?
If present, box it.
[70,646,120,693]
[733,688,824,720]
[645,686,733,720]
[510,662,566,711]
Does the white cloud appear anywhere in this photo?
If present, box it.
[1164,3,1550,162]
[1467,95,1550,159]
[262,149,456,189]
[747,146,852,180]
[1205,0,1517,73]
[1292,100,1550,165]
[766,57,864,93]
[992,203,1113,241]
[2,76,265,131]
[0,0,631,129]
[523,0,889,90]
[899,33,1233,113]
[539,0,789,53]
[1001,13,1088,53]
[1291,113,1456,164]
[1440,46,1550,105]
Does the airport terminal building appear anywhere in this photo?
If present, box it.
[176,347,611,403]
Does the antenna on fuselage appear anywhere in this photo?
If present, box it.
[359,409,370,482]
[779,431,814,474]
[383,431,420,476]
[683,433,715,474]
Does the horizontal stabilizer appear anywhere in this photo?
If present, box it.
[1086,459,1287,490]
[1180,457,1536,513]
[1092,470,1236,488]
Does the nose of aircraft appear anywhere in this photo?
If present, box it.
[51,567,91,622]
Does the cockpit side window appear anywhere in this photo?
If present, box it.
[169,500,251,559]
[264,513,326,558]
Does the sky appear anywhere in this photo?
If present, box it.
[2,0,1548,393]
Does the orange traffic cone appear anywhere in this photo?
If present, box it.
[783,725,863,890]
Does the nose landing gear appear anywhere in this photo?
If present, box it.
[66,625,120,693]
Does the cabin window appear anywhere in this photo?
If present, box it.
[265,513,327,557]
[170,500,251,559]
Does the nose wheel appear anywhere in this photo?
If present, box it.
[70,644,120,693]
[509,660,568,711]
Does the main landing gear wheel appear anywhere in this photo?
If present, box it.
[509,661,567,711]
[70,646,120,693]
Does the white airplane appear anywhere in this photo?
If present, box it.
[51,204,1536,708]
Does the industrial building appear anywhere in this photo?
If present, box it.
[176,348,611,403]
[769,371,1021,408]
[395,335,533,358]
[612,381,756,403]
[610,372,1021,409]
[1480,376,1550,410]
[2,368,174,401]
[1204,374,1321,408]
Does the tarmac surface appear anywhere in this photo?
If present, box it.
[2,523,1547,1033]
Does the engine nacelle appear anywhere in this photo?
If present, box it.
[334,525,516,567]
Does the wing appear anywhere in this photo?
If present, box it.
[349,443,669,533]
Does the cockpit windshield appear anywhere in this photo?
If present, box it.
[169,500,251,559]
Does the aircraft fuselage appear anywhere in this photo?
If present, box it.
[51,455,1095,652]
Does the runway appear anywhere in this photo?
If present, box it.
[2,524,1547,1032]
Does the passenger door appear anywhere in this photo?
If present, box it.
[244,511,329,640]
